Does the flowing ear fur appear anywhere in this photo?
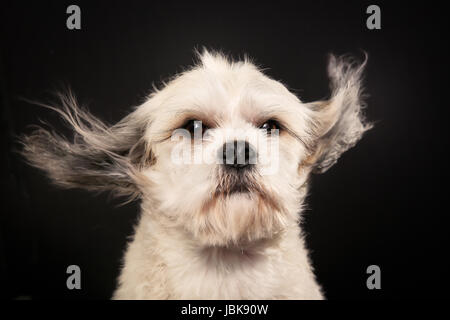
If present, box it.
[19,91,153,201]
[306,53,372,173]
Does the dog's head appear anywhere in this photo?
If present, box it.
[21,50,371,246]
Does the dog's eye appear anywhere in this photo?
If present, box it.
[183,119,209,135]
[260,120,280,133]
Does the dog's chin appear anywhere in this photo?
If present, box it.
[187,183,288,248]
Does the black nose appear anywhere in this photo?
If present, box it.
[221,140,257,169]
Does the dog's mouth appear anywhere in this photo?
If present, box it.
[196,167,285,219]
[227,181,251,195]
[214,169,259,196]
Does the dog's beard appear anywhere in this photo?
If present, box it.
[180,168,291,247]
[214,167,262,196]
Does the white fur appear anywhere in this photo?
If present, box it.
[21,49,371,300]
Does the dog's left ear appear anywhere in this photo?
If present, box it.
[305,53,372,173]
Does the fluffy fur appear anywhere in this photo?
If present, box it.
[20,49,371,299]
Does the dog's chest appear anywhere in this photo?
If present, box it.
[165,247,288,299]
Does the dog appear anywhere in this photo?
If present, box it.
[20,49,371,299]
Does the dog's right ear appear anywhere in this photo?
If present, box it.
[19,92,154,201]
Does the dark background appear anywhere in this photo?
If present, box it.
[0,0,448,300]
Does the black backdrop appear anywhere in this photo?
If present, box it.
[0,0,448,300]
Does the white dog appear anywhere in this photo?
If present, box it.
[21,49,371,299]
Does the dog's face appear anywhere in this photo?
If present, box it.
[140,53,317,246]
[21,50,371,247]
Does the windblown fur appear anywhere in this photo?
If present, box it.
[20,49,371,299]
